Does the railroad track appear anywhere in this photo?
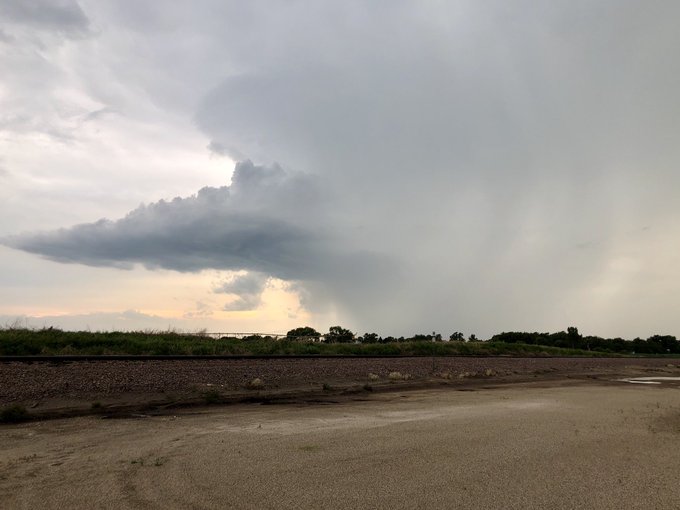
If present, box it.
[0,354,617,363]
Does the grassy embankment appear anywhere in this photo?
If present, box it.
[0,328,613,357]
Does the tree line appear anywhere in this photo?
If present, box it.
[490,327,680,354]
[285,326,479,344]
[286,326,680,354]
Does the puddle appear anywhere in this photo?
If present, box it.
[202,399,553,436]
[619,377,680,385]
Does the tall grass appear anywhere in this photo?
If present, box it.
[0,327,612,357]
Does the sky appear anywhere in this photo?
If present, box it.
[2,1,680,338]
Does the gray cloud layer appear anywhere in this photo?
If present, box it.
[4,160,397,318]
[213,272,270,311]
[5,162,328,277]
[195,1,680,334]
[6,1,680,336]
[0,0,89,34]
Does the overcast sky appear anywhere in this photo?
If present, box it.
[2,1,680,338]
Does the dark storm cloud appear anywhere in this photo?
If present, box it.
[213,272,268,296]
[6,1,680,336]
[5,212,315,275]
[188,1,680,334]
[4,161,397,310]
[214,272,269,311]
[4,162,326,278]
[0,0,90,35]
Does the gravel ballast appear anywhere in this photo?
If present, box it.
[1,356,677,405]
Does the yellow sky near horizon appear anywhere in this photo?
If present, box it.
[0,246,331,333]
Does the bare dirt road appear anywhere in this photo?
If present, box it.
[3,379,680,509]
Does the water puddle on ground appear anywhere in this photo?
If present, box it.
[618,377,680,385]
[201,400,553,436]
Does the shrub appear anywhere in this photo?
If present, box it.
[0,404,29,423]
[203,389,221,404]
[247,378,264,389]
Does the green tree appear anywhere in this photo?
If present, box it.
[326,326,354,343]
[567,326,581,349]
[362,332,379,343]
[286,326,321,341]
[449,332,465,342]
[647,335,679,354]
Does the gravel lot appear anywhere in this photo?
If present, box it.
[3,383,680,509]
[1,356,677,406]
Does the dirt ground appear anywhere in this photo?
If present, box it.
[2,376,680,509]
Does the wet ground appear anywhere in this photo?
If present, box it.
[2,378,680,509]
